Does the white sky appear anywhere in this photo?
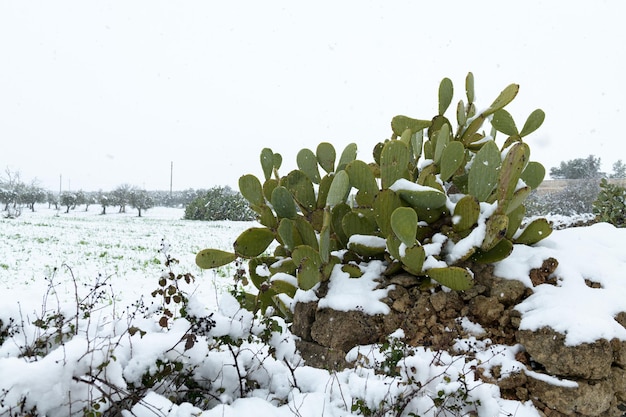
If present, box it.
[1,1,625,192]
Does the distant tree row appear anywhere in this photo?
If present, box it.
[183,186,255,221]
[527,155,625,216]
[0,167,239,218]
[549,155,626,179]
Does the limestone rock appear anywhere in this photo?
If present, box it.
[490,277,528,306]
[295,340,349,371]
[310,308,384,352]
[612,338,626,368]
[527,374,613,416]
[529,257,559,286]
[291,301,318,341]
[611,367,626,402]
[469,295,504,325]
[518,328,613,380]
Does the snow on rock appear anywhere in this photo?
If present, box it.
[317,260,390,315]
[495,222,626,345]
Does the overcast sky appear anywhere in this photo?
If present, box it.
[1,1,625,192]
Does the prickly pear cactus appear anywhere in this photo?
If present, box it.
[196,73,552,319]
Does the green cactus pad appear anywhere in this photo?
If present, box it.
[433,124,451,165]
[283,170,316,212]
[452,195,480,232]
[391,207,418,247]
[381,140,410,189]
[273,153,283,171]
[295,216,319,251]
[292,245,323,291]
[277,218,302,252]
[427,266,474,291]
[496,142,528,213]
[195,248,237,269]
[471,239,513,264]
[520,109,545,137]
[346,160,378,206]
[484,83,519,116]
[491,109,519,136]
[253,204,278,229]
[505,204,526,239]
[239,174,264,207]
[297,148,322,184]
[348,235,387,258]
[391,115,432,137]
[373,189,404,237]
[331,203,351,246]
[247,257,272,290]
[342,210,378,238]
[481,214,509,251]
[411,130,424,160]
[234,227,275,258]
[506,185,531,215]
[392,183,447,210]
[520,161,546,190]
[515,218,552,245]
[317,142,336,174]
[269,258,297,276]
[440,141,465,181]
[468,140,500,202]
[270,277,298,298]
[401,244,425,275]
[327,170,351,208]
[385,233,402,261]
[271,186,298,219]
[291,245,321,266]
[457,100,467,127]
[341,264,363,278]
[260,148,275,181]
[439,77,454,116]
[319,209,332,263]
[465,72,475,103]
[263,178,279,202]
[316,175,333,209]
[460,114,486,144]
[337,143,358,172]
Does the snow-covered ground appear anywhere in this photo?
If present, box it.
[0,206,625,416]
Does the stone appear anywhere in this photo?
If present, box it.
[611,367,626,402]
[310,308,384,352]
[291,301,318,341]
[529,257,559,286]
[388,273,421,287]
[518,328,613,380]
[497,370,527,390]
[469,295,504,325]
[295,340,349,371]
[490,277,527,306]
[429,291,448,312]
[527,374,613,416]
[611,338,626,368]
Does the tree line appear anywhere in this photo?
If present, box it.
[526,155,625,217]
[0,168,236,218]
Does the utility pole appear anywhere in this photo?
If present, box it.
[170,161,173,198]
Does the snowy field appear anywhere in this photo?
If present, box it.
[0,206,250,311]
[1,206,625,416]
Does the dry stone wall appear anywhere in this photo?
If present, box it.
[291,259,626,416]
